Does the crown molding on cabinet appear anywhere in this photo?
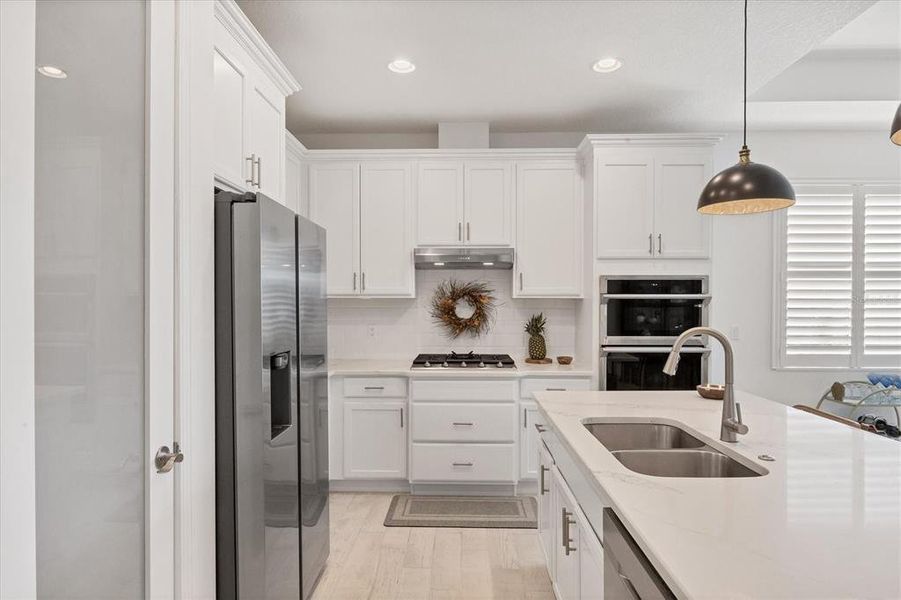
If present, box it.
[215,0,301,96]
[301,147,578,161]
[286,130,309,158]
[577,133,723,156]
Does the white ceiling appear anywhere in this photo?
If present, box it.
[238,0,879,137]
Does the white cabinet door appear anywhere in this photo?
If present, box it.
[417,161,463,245]
[579,520,605,600]
[212,44,249,190]
[595,151,655,258]
[343,401,406,478]
[360,162,414,296]
[520,403,544,480]
[309,162,360,296]
[538,442,555,574]
[465,161,512,245]
[654,149,711,259]
[553,467,581,600]
[516,162,582,297]
[247,81,284,202]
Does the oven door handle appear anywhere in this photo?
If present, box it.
[601,346,711,354]
[600,293,711,304]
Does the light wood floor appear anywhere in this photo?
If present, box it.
[311,492,555,600]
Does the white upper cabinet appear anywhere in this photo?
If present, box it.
[515,161,583,298]
[417,161,464,245]
[212,0,300,204]
[359,162,414,296]
[654,148,712,259]
[415,160,512,246]
[595,151,656,258]
[309,161,414,298]
[309,162,359,296]
[594,144,713,259]
[465,162,512,245]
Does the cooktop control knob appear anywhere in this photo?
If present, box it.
[496,361,503,368]
[461,361,467,368]
[478,361,486,368]
[424,361,431,368]
[442,361,449,368]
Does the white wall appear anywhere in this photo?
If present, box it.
[298,130,586,150]
[0,2,37,597]
[710,129,901,407]
[329,269,577,360]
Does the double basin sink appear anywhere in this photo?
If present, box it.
[584,422,766,478]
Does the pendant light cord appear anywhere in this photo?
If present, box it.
[743,0,748,148]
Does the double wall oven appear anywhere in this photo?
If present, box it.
[600,276,711,391]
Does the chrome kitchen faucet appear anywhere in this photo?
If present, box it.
[663,327,749,443]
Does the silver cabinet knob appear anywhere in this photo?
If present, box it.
[155,442,184,474]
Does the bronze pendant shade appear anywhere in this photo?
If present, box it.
[891,103,901,146]
[697,0,795,215]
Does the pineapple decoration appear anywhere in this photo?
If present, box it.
[525,313,548,360]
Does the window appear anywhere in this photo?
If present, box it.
[775,184,901,369]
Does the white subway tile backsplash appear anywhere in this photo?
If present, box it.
[328,269,578,359]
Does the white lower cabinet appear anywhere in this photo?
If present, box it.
[537,441,556,572]
[579,519,605,599]
[343,400,406,478]
[410,443,515,482]
[553,466,581,600]
[521,403,543,479]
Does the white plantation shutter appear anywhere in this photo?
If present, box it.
[776,183,901,369]
[863,191,901,363]
[782,189,854,366]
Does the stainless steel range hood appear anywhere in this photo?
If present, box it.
[414,247,514,270]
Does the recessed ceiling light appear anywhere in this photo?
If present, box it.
[387,59,415,74]
[591,57,622,73]
[37,65,67,79]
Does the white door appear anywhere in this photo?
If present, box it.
[579,521,605,600]
[465,161,512,245]
[537,443,555,574]
[213,26,250,191]
[25,2,178,598]
[309,162,360,296]
[553,469,581,600]
[595,151,655,258]
[247,81,284,202]
[516,162,582,297]
[360,162,414,296]
[343,401,407,478]
[520,404,543,479]
[417,161,464,245]
[654,149,712,258]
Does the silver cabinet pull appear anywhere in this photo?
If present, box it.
[400,408,404,428]
[255,156,262,188]
[155,442,184,474]
[452,462,473,467]
[523,408,527,429]
[534,423,546,433]
[452,421,473,426]
[539,465,549,495]
[362,272,366,291]
[245,154,255,185]
[458,222,462,241]
[519,272,523,290]
[657,233,662,254]
[648,233,653,255]
[353,272,357,291]
[363,386,384,390]
[561,508,576,555]
[546,387,566,391]
[466,222,471,241]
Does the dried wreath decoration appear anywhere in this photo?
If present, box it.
[430,279,497,338]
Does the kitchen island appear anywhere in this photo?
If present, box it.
[534,389,901,600]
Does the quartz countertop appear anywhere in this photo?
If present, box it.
[328,358,594,378]
[534,389,901,600]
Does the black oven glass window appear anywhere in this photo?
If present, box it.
[606,279,705,339]
[605,351,703,391]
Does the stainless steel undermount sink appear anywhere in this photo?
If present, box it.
[583,421,766,478]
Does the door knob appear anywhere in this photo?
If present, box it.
[155,442,184,474]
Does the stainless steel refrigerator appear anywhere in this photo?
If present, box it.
[215,190,329,600]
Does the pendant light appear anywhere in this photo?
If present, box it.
[697,0,795,215]
[891,103,901,146]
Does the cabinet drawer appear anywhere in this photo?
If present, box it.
[520,377,591,400]
[343,377,407,398]
[411,378,517,402]
[412,403,516,442]
[410,443,515,482]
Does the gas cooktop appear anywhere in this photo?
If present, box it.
[411,351,516,369]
